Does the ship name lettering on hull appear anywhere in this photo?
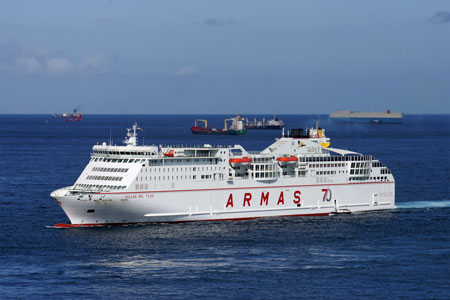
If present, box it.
[226,191,301,208]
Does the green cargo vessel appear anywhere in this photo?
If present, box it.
[191,114,248,135]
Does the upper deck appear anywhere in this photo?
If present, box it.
[90,124,333,161]
[67,123,393,193]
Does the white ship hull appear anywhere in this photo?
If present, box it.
[52,179,395,226]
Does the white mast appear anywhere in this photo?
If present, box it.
[124,122,142,146]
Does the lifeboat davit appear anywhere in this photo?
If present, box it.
[229,157,252,168]
[277,156,298,166]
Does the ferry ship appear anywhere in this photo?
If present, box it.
[50,123,395,227]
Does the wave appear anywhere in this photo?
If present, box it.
[396,200,450,209]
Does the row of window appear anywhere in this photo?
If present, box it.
[350,162,370,169]
[250,164,277,171]
[349,177,368,181]
[380,169,391,174]
[94,150,155,156]
[369,176,389,181]
[317,177,333,183]
[136,168,312,182]
[251,157,273,163]
[92,158,144,163]
[86,175,123,181]
[349,176,389,182]
[136,183,148,190]
[372,161,385,168]
[310,163,346,168]
[317,170,337,175]
[74,184,126,190]
[147,158,220,166]
[350,169,370,175]
[300,155,372,162]
[136,175,199,181]
[141,165,225,173]
[235,171,307,179]
[254,172,279,178]
[92,167,129,173]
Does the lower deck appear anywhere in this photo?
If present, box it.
[54,178,395,225]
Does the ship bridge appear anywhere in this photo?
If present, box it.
[92,144,159,158]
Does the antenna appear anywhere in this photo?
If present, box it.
[143,128,146,146]
[315,120,320,138]
[109,126,112,146]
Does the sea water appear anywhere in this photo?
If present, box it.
[0,114,449,299]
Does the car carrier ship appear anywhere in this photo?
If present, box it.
[50,123,395,227]
[330,110,403,124]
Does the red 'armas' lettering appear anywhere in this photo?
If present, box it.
[260,192,269,206]
[293,190,301,204]
[277,192,284,205]
[226,194,234,207]
[243,193,252,206]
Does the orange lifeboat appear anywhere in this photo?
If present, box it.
[164,149,175,157]
[229,157,252,168]
[277,156,298,165]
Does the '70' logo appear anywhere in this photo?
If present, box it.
[322,188,332,202]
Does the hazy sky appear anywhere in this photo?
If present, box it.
[1,0,449,114]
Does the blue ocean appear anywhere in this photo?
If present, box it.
[0,114,449,299]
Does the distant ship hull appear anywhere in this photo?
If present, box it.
[330,110,404,124]
[191,128,247,135]
[245,117,284,130]
[52,114,67,119]
[245,125,283,130]
[52,180,395,225]
[51,109,82,121]
[191,114,247,135]
[331,117,403,124]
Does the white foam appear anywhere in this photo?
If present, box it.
[396,200,450,209]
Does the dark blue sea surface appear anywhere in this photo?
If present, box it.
[0,114,449,299]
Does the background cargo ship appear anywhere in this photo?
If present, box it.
[330,110,404,124]
[245,116,284,129]
[191,114,247,135]
[51,108,83,122]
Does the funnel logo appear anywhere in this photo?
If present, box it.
[322,188,332,202]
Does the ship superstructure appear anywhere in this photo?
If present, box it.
[51,123,395,227]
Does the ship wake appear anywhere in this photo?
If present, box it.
[397,200,450,209]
